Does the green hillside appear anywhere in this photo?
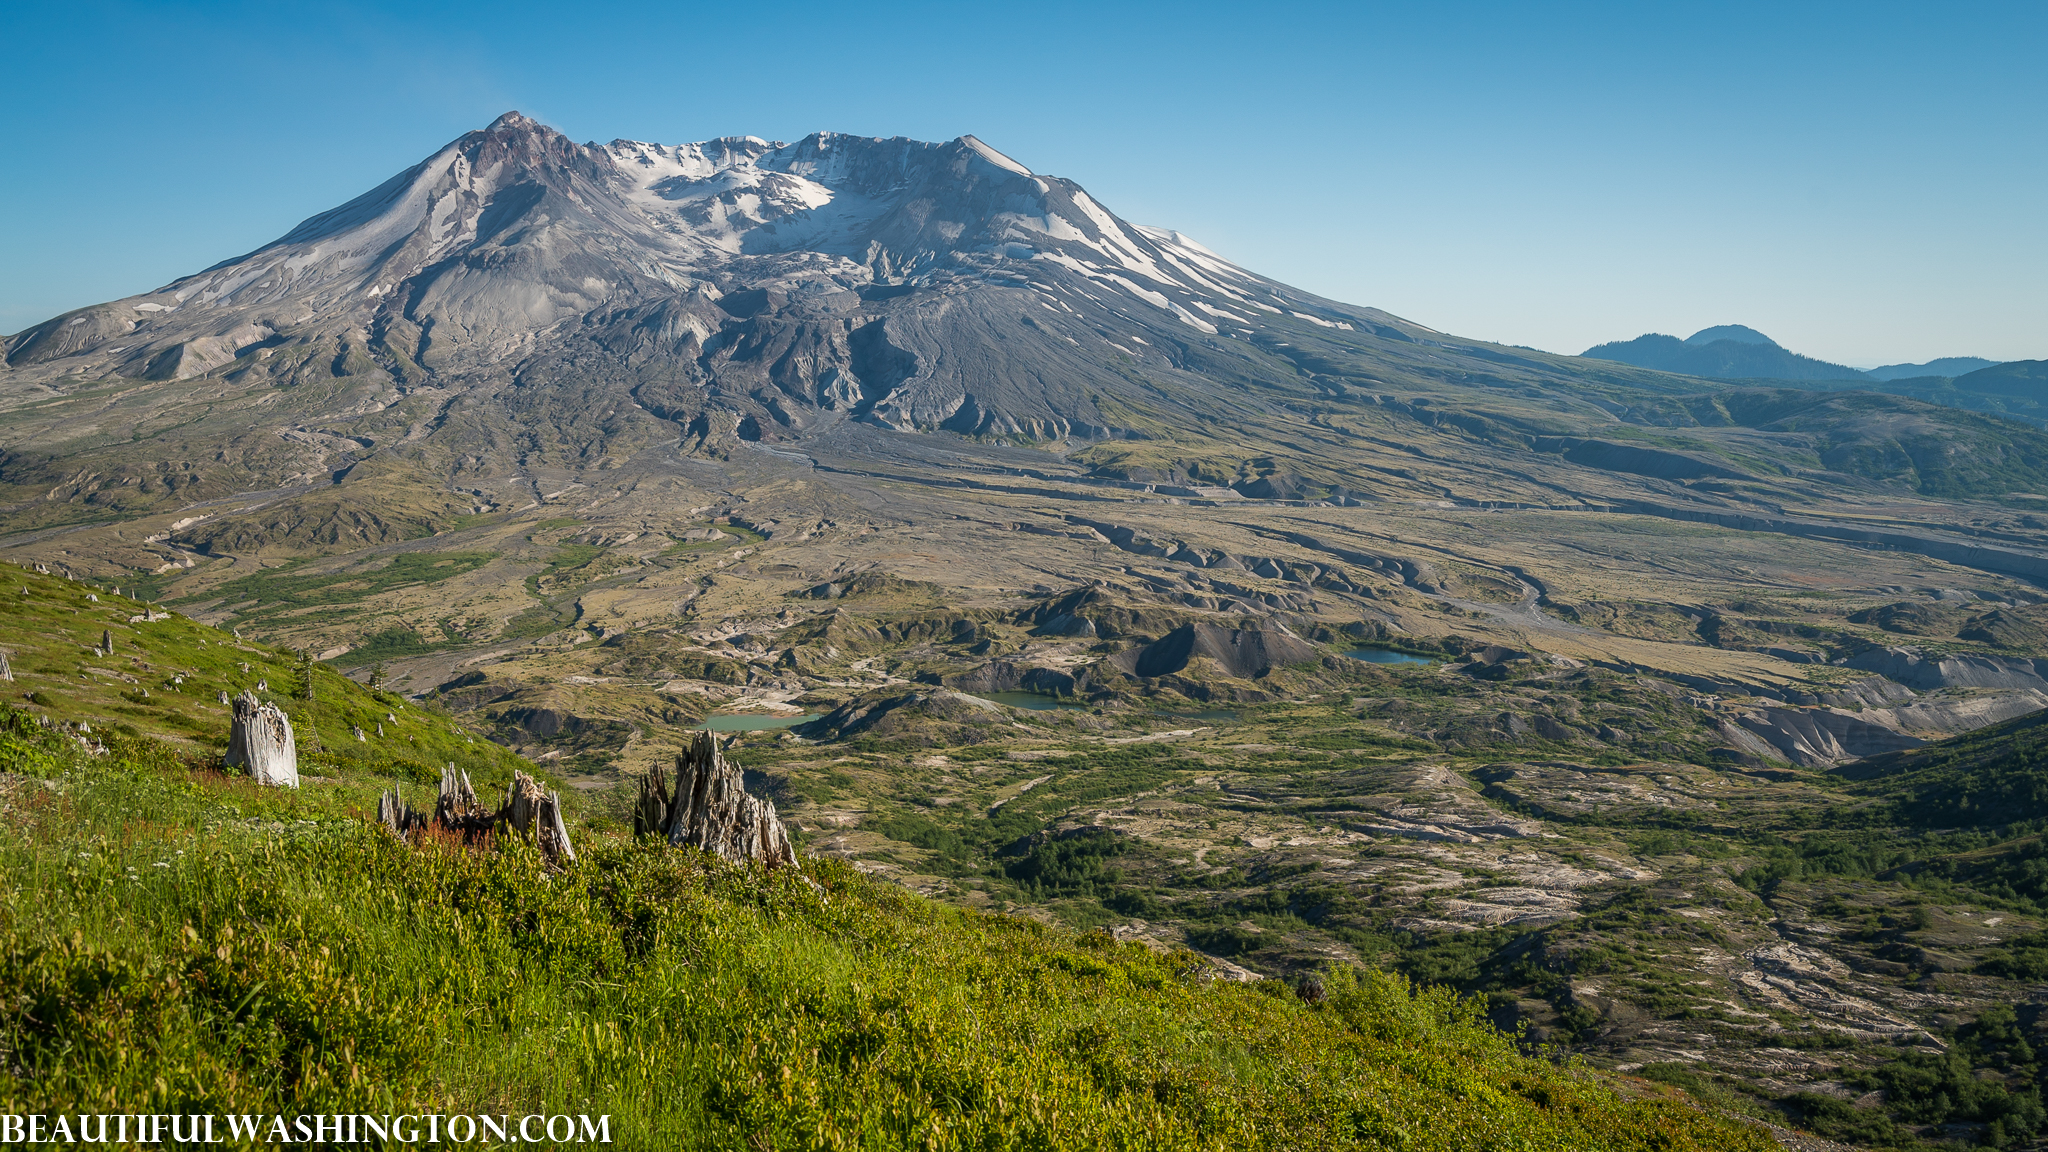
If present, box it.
[0,565,1766,1150]
[0,563,526,785]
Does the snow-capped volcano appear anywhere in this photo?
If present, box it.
[3,111,1420,442]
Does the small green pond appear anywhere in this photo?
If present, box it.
[695,713,820,732]
[1342,648,1434,667]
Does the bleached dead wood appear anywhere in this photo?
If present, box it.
[503,770,577,864]
[436,763,494,834]
[505,771,544,834]
[639,730,797,868]
[376,767,575,865]
[535,784,577,864]
[225,691,298,788]
[377,784,428,837]
[632,757,670,839]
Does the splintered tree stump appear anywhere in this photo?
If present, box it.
[377,784,428,838]
[537,789,577,864]
[503,770,577,864]
[633,757,672,839]
[505,771,544,834]
[436,763,494,836]
[640,730,797,868]
[375,768,575,865]
[226,690,298,788]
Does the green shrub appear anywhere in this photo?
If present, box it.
[0,719,1774,1151]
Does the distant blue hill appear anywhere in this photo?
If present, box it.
[1861,361,2048,426]
[1868,356,1998,381]
[1951,359,2048,397]
[1581,327,1868,381]
[1581,329,2041,424]
[1682,324,1776,347]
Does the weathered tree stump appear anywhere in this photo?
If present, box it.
[505,770,544,833]
[503,771,577,864]
[435,763,495,837]
[632,758,672,839]
[377,767,575,865]
[225,690,298,788]
[0,651,11,682]
[377,784,428,837]
[638,730,797,867]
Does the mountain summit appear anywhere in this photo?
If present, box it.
[5,112,2048,589]
[1582,325,1863,381]
[4,112,1417,444]
[1681,324,1776,347]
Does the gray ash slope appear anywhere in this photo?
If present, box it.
[10,110,2048,544]
[5,111,1689,452]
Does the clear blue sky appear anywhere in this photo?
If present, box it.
[4,0,2043,366]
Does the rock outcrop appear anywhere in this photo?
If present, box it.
[1864,691,2048,734]
[1846,646,2048,692]
[795,688,1006,744]
[225,690,297,787]
[635,731,797,868]
[1110,622,1320,679]
[943,660,1081,697]
[1735,707,1926,767]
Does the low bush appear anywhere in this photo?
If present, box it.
[0,714,1770,1150]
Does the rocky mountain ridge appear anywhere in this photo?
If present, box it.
[3,112,1420,446]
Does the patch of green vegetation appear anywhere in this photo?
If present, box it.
[1001,829,1129,898]
[1290,730,1439,753]
[342,625,463,665]
[447,510,509,533]
[0,709,1768,1151]
[536,543,606,576]
[525,544,638,597]
[1804,1005,2048,1149]
[872,812,971,861]
[1705,712,2048,917]
[1841,708,2048,830]
[0,564,521,779]
[658,523,764,556]
[1980,929,2048,979]
[177,552,495,626]
[1773,1092,1907,1147]
[500,602,574,641]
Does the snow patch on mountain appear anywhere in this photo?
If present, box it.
[5,111,1434,418]
[961,135,1032,176]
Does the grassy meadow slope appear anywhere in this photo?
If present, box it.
[0,567,1765,1151]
